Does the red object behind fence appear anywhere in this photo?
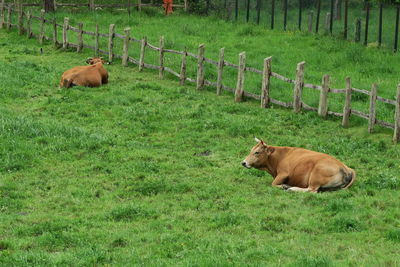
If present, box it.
[163,0,173,15]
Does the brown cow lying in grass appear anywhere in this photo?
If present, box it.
[242,138,356,193]
[59,57,108,88]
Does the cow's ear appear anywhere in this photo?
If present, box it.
[267,147,275,154]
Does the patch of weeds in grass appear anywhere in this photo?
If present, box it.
[364,173,400,190]
[386,229,400,242]
[133,177,167,196]
[260,215,290,232]
[141,7,158,17]
[328,215,362,233]
[131,82,162,91]
[291,255,333,267]
[74,246,112,266]
[108,204,156,222]
[110,237,129,248]
[0,252,52,266]
[158,233,193,259]
[352,91,369,102]
[16,219,75,237]
[0,240,12,251]
[0,112,113,155]
[324,199,354,214]
[37,231,80,251]
[210,212,246,228]
[0,183,25,212]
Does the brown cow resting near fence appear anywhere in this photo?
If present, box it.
[242,138,356,193]
[60,57,108,88]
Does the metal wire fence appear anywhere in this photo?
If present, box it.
[2,0,399,50]
[200,0,400,52]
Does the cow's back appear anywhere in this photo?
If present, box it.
[277,147,349,187]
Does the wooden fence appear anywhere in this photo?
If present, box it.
[1,6,399,143]
[1,0,188,12]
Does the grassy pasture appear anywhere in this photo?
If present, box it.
[15,6,400,126]
[228,0,400,49]
[0,9,400,267]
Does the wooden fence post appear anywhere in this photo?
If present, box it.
[378,3,383,47]
[26,10,31,38]
[283,0,288,30]
[308,11,313,32]
[246,0,250,22]
[0,0,4,29]
[342,77,352,128]
[39,9,45,44]
[393,85,400,143]
[122,27,130,67]
[89,0,94,11]
[368,83,378,133]
[77,23,83,52]
[325,12,331,34]
[184,0,188,12]
[298,0,302,30]
[395,6,399,52]
[315,0,321,33]
[364,2,370,46]
[179,48,187,85]
[271,0,275,29]
[318,74,330,117]
[127,0,131,16]
[334,0,341,20]
[196,44,205,90]
[293,62,305,112]
[108,24,115,63]
[329,0,333,33]
[95,24,99,57]
[159,36,164,79]
[17,5,23,35]
[138,0,142,11]
[344,0,348,39]
[63,17,69,49]
[261,56,272,108]
[6,5,11,30]
[235,52,246,102]
[52,18,57,47]
[355,18,361,42]
[139,36,147,71]
[216,47,225,96]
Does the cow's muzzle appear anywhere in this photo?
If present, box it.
[242,161,251,168]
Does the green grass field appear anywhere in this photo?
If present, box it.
[0,7,400,266]
[15,5,400,124]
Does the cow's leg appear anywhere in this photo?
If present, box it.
[271,174,290,190]
[287,186,318,193]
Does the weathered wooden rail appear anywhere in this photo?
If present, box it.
[1,6,400,143]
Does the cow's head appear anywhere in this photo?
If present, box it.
[86,57,106,65]
[242,138,274,169]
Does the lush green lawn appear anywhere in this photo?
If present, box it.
[1,11,400,267]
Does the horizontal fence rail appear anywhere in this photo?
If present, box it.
[1,6,399,143]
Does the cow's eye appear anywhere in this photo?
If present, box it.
[254,151,260,155]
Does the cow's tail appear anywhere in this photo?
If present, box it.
[342,168,356,189]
